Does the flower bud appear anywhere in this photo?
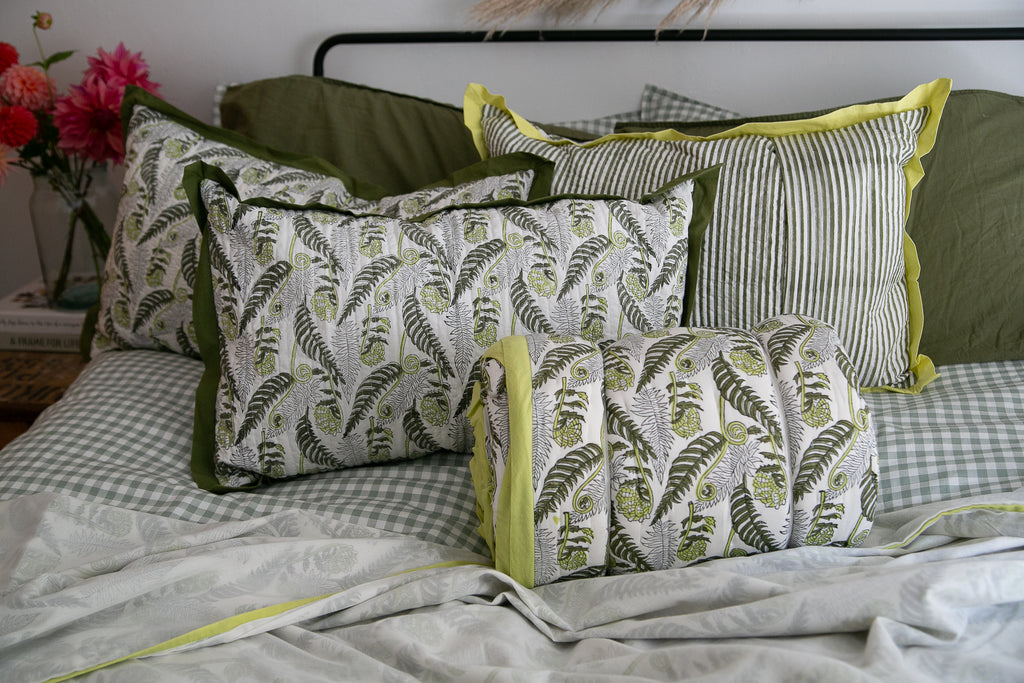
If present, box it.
[34,12,53,30]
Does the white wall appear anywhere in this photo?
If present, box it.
[1,0,1022,297]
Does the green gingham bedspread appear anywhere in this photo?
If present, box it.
[0,350,1022,552]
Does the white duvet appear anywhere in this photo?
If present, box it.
[2,489,1023,682]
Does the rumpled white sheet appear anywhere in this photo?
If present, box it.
[2,489,1022,682]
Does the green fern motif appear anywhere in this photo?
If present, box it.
[616,280,653,333]
[132,289,174,333]
[454,238,505,300]
[296,410,344,471]
[712,353,784,446]
[805,492,846,545]
[344,362,403,436]
[294,305,345,388]
[403,407,442,453]
[558,235,611,300]
[677,502,717,563]
[366,417,394,462]
[637,333,697,392]
[510,274,556,334]
[557,512,595,572]
[553,377,588,448]
[531,342,595,389]
[401,294,454,379]
[730,481,782,553]
[258,438,287,478]
[534,443,605,524]
[341,255,401,321]
[654,431,725,522]
[236,372,295,444]
[239,261,292,329]
[608,517,653,573]
[793,420,857,501]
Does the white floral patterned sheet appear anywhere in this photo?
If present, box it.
[1,489,1023,682]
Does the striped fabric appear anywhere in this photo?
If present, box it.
[640,83,742,123]
[469,79,948,390]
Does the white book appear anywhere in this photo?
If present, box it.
[0,328,82,353]
[0,280,89,334]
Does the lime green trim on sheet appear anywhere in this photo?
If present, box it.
[45,560,483,683]
[881,504,1024,550]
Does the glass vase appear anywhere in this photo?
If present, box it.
[29,168,118,310]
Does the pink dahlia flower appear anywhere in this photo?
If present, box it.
[0,105,38,147]
[0,43,18,76]
[0,64,54,111]
[0,143,15,187]
[52,80,123,163]
[84,43,160,95]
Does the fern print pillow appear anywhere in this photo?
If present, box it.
[90,87,552,360]
[469,316,878,587]
[184,162,720,491]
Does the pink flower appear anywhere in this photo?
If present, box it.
[34,12,53,30]
[0,143,15,186]
[0,65,54,111]
[0,105,38,147]
[0,43,18,76]
[84,43,160,96]
[52,80,123,163]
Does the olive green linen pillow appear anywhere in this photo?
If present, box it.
[218,75,483,194]
[630,89,1024,367]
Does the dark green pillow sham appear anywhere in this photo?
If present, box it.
[218,75,482,194]
[618,89,1024,367]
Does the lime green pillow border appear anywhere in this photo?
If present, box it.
[469,336,536,583]
[467,79,951,393]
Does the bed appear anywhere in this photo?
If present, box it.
[2,25,1024,682]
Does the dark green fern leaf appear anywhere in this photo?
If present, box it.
[606,402,657,464]
[609,200,655,259]
[344,362,403,436]
[534,443,605,524]
[295,304,344,387]
[793,420,857,501]
[653,431,725,522]
[860,469,878,521]
[293,215,343,273]
[139,203,193,245]
[131,289,175,333]
[296,410,344,470]
[239,261,292,329]
[765,321,812,373]
[531,342,597,389]
[616,280,654,332]
[730,483,783,552]
[510,274,555,334]
[558,235,611,300]
[453,238,506,301]
[398,221,452,272]
[608,517,654,573]
[401,295,454,378]
[403,407,442,453]
[712,354,784,445]
[637,333,696,392]
[340,254,401,321]
[503,205,558,253]
[235,372,294,444]
[650,240,689,292]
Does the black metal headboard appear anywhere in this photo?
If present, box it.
[314,27,1024,77]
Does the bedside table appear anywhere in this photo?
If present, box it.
[0,350,87,448]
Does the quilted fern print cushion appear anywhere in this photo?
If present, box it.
[469,315,878,587]
[184,162,720,491]
[91,88,550,359]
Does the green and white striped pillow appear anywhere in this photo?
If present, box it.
[464,80,951,393]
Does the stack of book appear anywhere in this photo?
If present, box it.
[0,280,88,353]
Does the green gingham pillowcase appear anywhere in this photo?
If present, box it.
[90,88,550,360]
[464,80,951,392]
[640,83,743,123]
[185,162,719,491]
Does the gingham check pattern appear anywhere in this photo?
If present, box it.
[0,350,487,555]
[640,84,742,123]
[548,110,643,137]
[864,359,1024,512]
[1,353,1021,553]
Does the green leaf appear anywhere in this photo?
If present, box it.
[131,289,174,332]
[176,323,199,358]
[398,220,452,272]
[38,50,75,69]
[534,443,605,524]
[295,304,345,387]
[834,346,862,389]
[453,238,505,301]
[401,295,454,378]
[637,333,696,392]
[558,235,610,300]
[765,321,812,373]
[297,410,344,470]
[293,215,343,273]
[403,408,442,453]
[712,354,785,446]
[344,362,403,436]
[503,206,558,253]
[616,280,654,332]
[793,420,857,501]
[606,402,657,464]
[180,236,200,289]
[340,254,401,321]
[235,372,295,444]
[139,203,192,244]
[730,483,783,553]
[532,342,596,389]
[608,517,653,573]
[609,200,655,258]
[651,239,688,292]
[510,274,555,334]
[861,469,878,521]
[653,431,725,522]
[140,146,164,197]
[239,261,292,329]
